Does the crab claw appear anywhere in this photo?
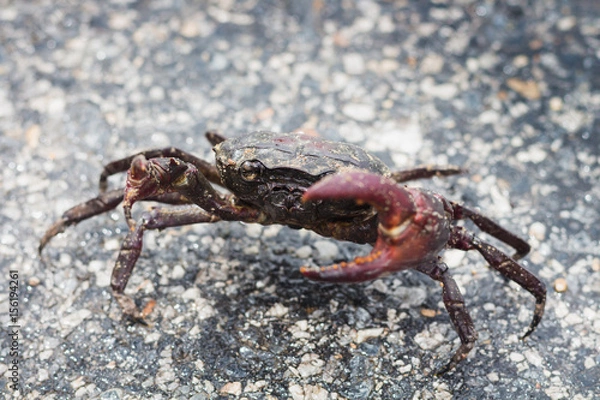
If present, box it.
[300,171,451,282]
[122,155,189,228]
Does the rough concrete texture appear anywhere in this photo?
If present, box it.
[1,0,599,398]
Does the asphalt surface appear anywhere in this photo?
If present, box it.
[1,1,599,399]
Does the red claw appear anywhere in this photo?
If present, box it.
[123,156,189,228]
[300,171,451,283]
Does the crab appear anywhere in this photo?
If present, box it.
[39,130,545,372]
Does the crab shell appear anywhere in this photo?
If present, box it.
[212,131,392,226]
[214,131,391,180]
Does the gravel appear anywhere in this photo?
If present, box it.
[1,0,599,398]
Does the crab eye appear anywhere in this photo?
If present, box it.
[239,160,264,182]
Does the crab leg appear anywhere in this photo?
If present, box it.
[111,206,220,321]
[450,203,531,260]
[448,226,546,338]
[416,261,477,374]
[39,189,193,254]
[39,189,124,253]
[390,165,464,183]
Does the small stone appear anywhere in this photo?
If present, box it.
[420,77,458,100]
[399,364,412,374]
[70,375,87,390]
[506,78,541,100]
[553,277,568,293]
[343,53,366,75]
[171,264,186,280]
[554,109,587,133]
[297,353,325,377]
[242,245,259,255]
[28,276,41,286]
[26,124,41,148]
[478,109,500,124]
[353,327,385,343]
[38,368,49,382]
[245,224,263,238]
[180,19,200,37]
[564,312,582,325]
[513,55,529,68]
[144,332,161,343]
[295,245,312,259]
[313,240,339,261]
[414,326,446,350]
[529,221,547,240]
[147,86,164,101]
[509,352,525,363]
[266,303,289,318]
[584,356,596,369]
[103,238,120,251]
[289,384,304,400]
[420,308,438,318]
[524,349,543,367]
[219,382,242,396]
[209,53,229,71]
[61,309,92,332]
[549,96,563,111]
[516,145,547,163]
[557,16,576,31]
[420,54,445,74]
[342,103,376,122]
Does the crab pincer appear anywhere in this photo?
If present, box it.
[300,171,451,282]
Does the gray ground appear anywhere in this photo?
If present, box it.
[1,0,599,399]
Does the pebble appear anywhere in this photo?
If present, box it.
[343,53,366,75]
[413,325,446,350]
[420,54,445,75]
[353,327,385,343]
[529,221,547,240]
[295,245,313,259]
[420,77,458,100]
[506,78,541,100]
[170,264,186,280]
[509,352,525,363]
[557,16,577,31]
[524,349,543,367]
[342,103,376,122]
[487,372,500,382]
[28,276,41,286]
[219,382,243,396]
[38,368,49,382]
[313,240,339,261]
[61,309,92,333]
[245,224,263,238]
[266,303,289,318]
[516,145,548,163]
[584,357,596,369]
[553,278,568,293]
[297,353,325,378]
[549,96,563,111]
[513,54,529,68]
